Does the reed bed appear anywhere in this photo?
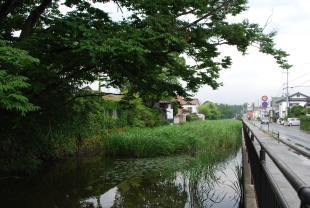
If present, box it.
[104,119,242,158]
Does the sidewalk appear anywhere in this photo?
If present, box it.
[245,120,310,208]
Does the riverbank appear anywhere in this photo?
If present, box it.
[1,119,242,179]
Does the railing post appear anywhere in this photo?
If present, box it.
[260,146,267,207]
[251,134,254,142]
[260,147,266,162]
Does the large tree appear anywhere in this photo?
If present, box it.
[215,103,235,119]
[198,101,221,120]
[0,0,291,115]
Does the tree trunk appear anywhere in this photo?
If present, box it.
[19,0,52,41]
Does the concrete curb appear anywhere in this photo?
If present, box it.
[242,128,257,208]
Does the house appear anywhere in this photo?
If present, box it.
[276,92,309,118]
[305,98,310,116]
[82,86,93,91]
[305,97,310,108]
[253,107,263,118]
[153,101,174,123]
[269,97,282,121]
[176,96,200,114]
[175,96,205,120]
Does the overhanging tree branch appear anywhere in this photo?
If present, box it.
[176,8,197,17]
[58,92,124,108]
[179,0,238,30]
[19,0,52,41]
[0,0,24,21]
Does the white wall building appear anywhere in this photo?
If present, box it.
[176,96,200,114]
[153,101,174,122]
[253,108,263,118]
[276,92,309,118]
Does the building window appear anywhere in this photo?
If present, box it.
[105,110,110,116]
[112,110,118,118]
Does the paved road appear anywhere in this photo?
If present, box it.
[251,121,310,154]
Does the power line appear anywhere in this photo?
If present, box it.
[296,79,310,87]
[289,71,310,82]
[291,86,310,88]
[291,62,309,76]
[274,70,286,97]
[275,83,285,97]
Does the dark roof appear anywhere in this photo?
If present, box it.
[176,96,199,105]
[82,86,93,90]
[289,92,309,98]
[159,100,171,104]
[275,92,309,103]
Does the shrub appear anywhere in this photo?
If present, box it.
[300,116,310,131]
[186,114,200,122]
[0,96,170,175]
[128,104,170,127]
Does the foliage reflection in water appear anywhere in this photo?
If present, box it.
[0,149,242,208]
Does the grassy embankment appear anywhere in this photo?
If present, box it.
[0,118,241,177]
[105,119,242,162]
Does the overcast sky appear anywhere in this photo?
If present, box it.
[195,0,310,106]
[89,0,310,106]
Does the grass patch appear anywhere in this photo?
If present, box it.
[104,119,242,158]
[295,143,304,147]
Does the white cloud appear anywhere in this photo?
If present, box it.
[194,0,310,105]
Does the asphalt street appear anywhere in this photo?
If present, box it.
[251,121,310,155]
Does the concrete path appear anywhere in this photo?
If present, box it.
[244,120,310,208]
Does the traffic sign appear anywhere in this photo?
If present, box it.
[262,95,268,101]
[262,101,268,107]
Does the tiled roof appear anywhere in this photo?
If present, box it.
[176,96,199,105]
[289,92,309,98]
[82,86,93,90]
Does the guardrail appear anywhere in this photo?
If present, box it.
[242,120,310,208]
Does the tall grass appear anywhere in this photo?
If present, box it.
[104,119,242,158]
[225,163,244,207]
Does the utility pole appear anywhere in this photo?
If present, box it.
[286,69,289,117]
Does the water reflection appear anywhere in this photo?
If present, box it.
[0,149,242,208]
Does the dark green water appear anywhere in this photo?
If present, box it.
[0,149,242,208]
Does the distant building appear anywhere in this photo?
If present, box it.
[153,101,174,123]
[253,107,263,118]
[270,97,282,119]
[276,92,309,118]
[175,96,200,114]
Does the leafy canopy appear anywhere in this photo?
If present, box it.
[0,38,40,115]
[198,101,221,120]
[0,0,291,115]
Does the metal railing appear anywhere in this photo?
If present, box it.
[243,120,310,208]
